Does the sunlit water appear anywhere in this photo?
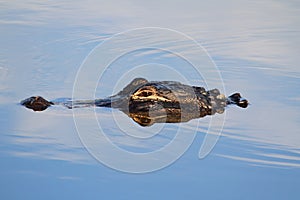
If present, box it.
[1,0,299,199]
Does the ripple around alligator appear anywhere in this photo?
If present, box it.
[1,0,300,199]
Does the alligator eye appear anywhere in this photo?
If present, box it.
[140,91,153,97]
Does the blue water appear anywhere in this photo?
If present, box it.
[1,1,300,199]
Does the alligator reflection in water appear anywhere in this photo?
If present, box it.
[21,78,248,126]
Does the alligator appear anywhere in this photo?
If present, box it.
[20,78,248,126]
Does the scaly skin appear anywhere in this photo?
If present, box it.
[20,78,248,126]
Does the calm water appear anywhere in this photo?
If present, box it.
[1,0,300,199]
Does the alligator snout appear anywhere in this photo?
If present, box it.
[21,96,53,111]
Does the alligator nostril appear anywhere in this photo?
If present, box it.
[21,96,53,111]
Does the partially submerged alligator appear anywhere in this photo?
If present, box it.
[21,78,248,126]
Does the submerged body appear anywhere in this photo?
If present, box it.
[21,78,248,126]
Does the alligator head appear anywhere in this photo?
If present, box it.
[20,78,249,126]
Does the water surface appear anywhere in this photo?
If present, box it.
[1,0,299,199]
